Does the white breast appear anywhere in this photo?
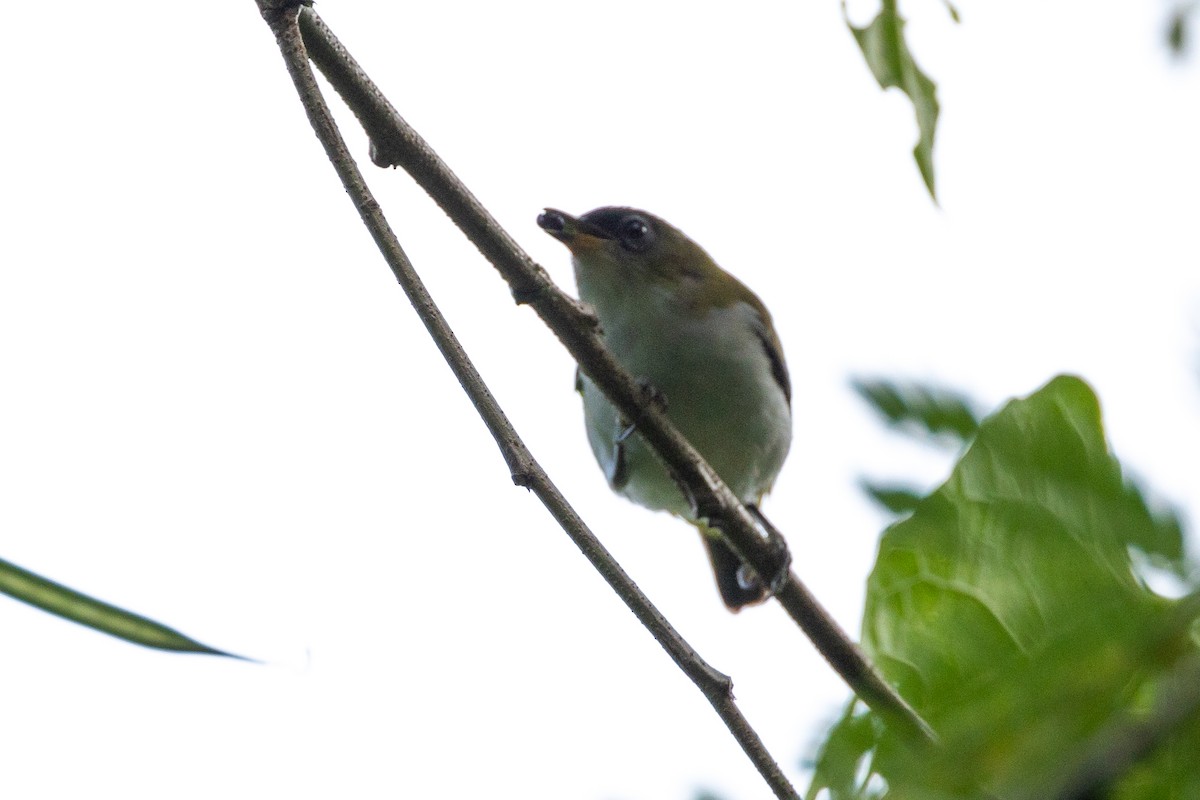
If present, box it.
[578,280,791,519]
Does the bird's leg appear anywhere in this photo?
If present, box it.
[617,377,668,443]
[636,376,668,411]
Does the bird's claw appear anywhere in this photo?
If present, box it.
[617,378,667,444]
[635,377,668,413]
[748,505,793,596]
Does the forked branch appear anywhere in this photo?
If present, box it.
[259,0,933,758]
[256,2,801,796]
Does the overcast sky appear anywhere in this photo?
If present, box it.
[1,1,1198,798]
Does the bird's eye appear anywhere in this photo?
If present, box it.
[618,216,654,253]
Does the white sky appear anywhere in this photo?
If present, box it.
[1,1,1198,798]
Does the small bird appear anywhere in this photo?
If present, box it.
[537,207,792,610]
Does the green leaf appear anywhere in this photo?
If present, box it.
[851,378,981,445]
[0,556,236,657]
[805,701,884,800]
[1070,647,1200,800]
[810,375,1200,797]
[845,0,941,199]
[1121,474,1191,579]
[859,479,924,515]
[1112,712,1200,800]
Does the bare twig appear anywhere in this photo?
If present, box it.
[287,4,936,747]
[290,5,936,747]
[255,3,801,796]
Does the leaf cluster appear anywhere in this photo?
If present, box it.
[810,376,1200,798]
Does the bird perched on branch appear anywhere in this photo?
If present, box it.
[538,207,792,610]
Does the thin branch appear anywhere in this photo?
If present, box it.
[255,3,800,796]
[291,5,935,747]
[289,4,935,747]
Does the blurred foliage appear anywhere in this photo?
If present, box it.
[857,480,925,516]
[844,0,950,200]
[853,377,982,516]
[853,376,1190,572]
[1105,668,1200,800]
[1167,2,1198,55]
[0,557,232,656]
[851,379,981,445]
[809,376,1200,798]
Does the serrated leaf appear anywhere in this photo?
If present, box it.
[851,378,981,445]
[846,0,941,199]
[0,556,235,657]
[810,375,1200,798]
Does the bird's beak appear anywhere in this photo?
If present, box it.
[537,208,612,253]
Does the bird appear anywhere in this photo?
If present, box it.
[537,206,792,610]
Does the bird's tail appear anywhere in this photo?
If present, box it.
[698,525,768,612]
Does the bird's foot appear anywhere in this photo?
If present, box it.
[617,378,667,443]
[635,376,668,413]
[747,505,792,596]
